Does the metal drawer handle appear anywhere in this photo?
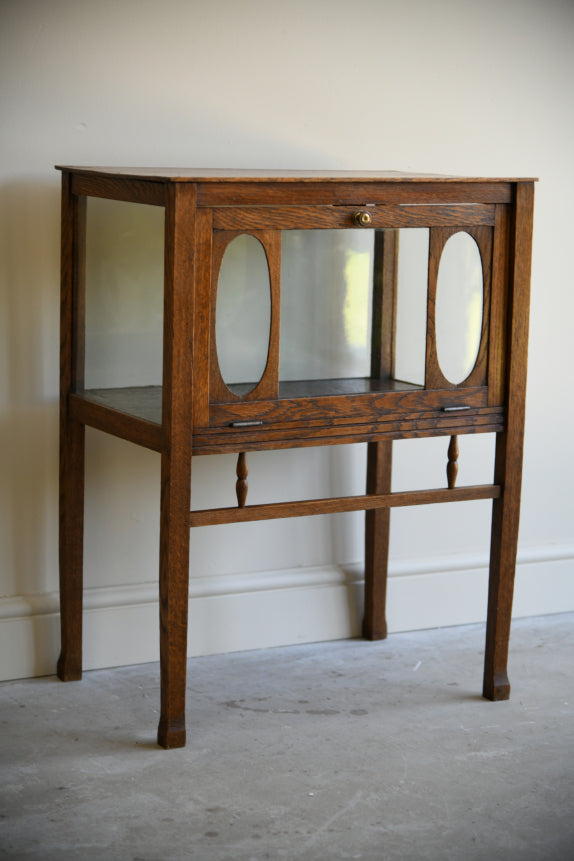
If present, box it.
[442,406,471,412]
[353,210,372,227]
[230,420,264,428]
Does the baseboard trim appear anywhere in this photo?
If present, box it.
[1,544,573,681]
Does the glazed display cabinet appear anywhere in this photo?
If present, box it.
[57,168,535,748]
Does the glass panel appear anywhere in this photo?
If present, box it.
[435,232,483,384]
[280,230,373,381]
[394,228,429,387]
[216,234,271,391]
[85,198,164,389]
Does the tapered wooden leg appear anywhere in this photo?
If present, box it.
[483,431,520,701]
[58,172,86,682]
[364,226,397,639]
[157,182,196,749]
[57,417,85,681]
[483,182,533,701]
[157,449,192,749]
[363,440,392,640]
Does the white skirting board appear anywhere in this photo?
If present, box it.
[1,545,573,681]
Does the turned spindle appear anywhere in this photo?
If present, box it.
[236,452,248,507]
[447,435,459,489]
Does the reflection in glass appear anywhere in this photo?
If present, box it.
[215,234,271,391]
[85,198,164,389]
[436,232,483,384]
[394,229,429,386]
[280,230,373,381]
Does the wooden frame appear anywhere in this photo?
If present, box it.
[425,226,492,391]
[56,168,535,748]
[209,229,280,403]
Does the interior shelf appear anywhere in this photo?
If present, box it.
[77,376,424,424]
[229,377,423,398]
[78,385,163,424]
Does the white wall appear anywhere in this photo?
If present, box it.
[1,0,573,680]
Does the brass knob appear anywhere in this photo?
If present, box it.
[353,210,372,227]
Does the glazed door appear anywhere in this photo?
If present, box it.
[191,203,507,440]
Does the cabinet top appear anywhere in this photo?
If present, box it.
[55,166,537,183]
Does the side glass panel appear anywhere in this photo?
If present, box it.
[280,230,374,381]
[215,234,271,392]
[85,198,164,390]
[435,232,484,384]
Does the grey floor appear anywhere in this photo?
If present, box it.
[1,614,573,861]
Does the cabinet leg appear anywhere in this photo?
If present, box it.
[57,417,85,682]
[157,450,191,749]
[363,440,392,640]
[483,431,521,701]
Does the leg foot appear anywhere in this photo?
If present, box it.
[362,619,388,641]
[57,654,82,682]
[483,672,511,701]
[157,717,186,749]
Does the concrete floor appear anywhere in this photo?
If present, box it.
[1,614,572,861]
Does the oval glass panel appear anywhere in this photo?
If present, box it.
[216,234,271,393]
[435,232,483,384]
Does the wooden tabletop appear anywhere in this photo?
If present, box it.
[55,166,537,183]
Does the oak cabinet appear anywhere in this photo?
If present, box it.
[57,168,534,748]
